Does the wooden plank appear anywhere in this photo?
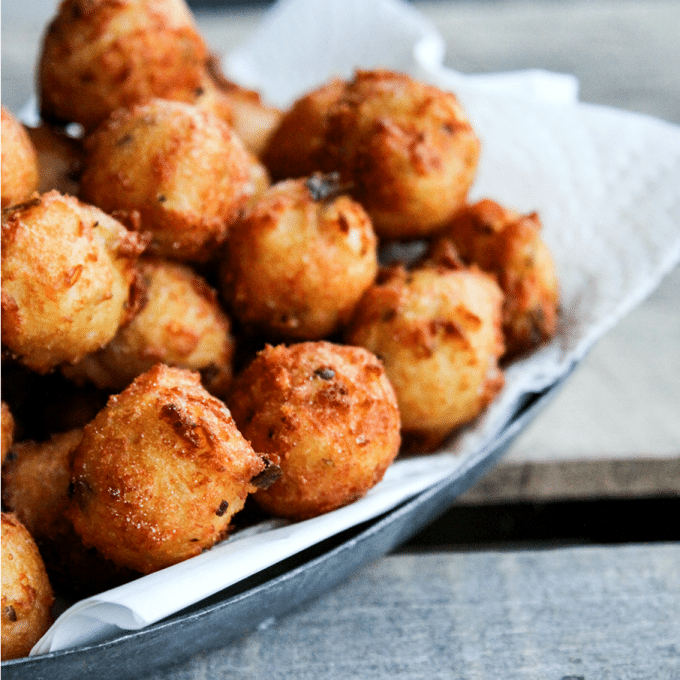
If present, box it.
[141,543,680,679]
[458,457,680,504]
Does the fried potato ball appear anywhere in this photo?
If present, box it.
[1,191,146,374]
[26,123,84,197]
[441,199,560,358]
[38,0,209,132]
[2,430,137,596]
[221,174,378,341]
[67,364,267,574]
[1,107,39,209]
[345,253,505,452]
[80,98,253,262]
[261,77,346,181]
[228,341,401,520]
[324,69,480,240]
[2,400,15,465]
[1,512,54,660]
[196,56,283,157]
[2,430,84,544]
[62,257,236,397]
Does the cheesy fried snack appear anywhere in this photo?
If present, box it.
[228,341,401,520]
[80,98,253,262]
[221,174,378,341]
[38,0,208,132]
[1,513,54,660]
[63,257,236,398]
[441,199,560,357]
[2,430,84,545]
[1,107,39,209]
[2,430,137,596]
[345,253,505,452]
[324,69,480,240]
[67,364,266,574]
[261,77,346,181]
[1,191,146,374]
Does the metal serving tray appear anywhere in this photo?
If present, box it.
[1,374,568,680]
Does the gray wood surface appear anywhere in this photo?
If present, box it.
[142,543,680,680]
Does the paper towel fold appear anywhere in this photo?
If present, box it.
[31,0,680,656]
[224,0,580,108]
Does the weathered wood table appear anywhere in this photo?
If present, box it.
[2,1,679,678]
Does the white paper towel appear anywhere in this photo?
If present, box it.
[31,0,680,656]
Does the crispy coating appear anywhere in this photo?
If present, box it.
[1,512,54,660]
[63,257,236,397]
[2,430,85,544]
[324,69,480,240]
[1,191,146,374]
[80,98,253,262]
[2,430,137,596]
[38,0,208,132]
[228,341,401,520]
[67,364,266,574]
[221,174,378,340]
[261,77,346,181]
[26,123,84,196]
[440,199,560,357]
[1,107,39,209]
[345,256,505,452]
[2,400,15,465]
[196,56,283,157]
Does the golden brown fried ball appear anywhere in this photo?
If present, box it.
[1,191,146,374]
[1,107,39,209]
[324,69,480,240]
[441,199,560,358]
[2,430,137,596]
[196,56,283,157]
[228,341,401,520]
[221,174,378,341]
[63,257,236,397]
[345,254,505,452]
[261,77,346,181]
[1,512,54,660]
[2,401,15,465]
[67,364,266,574]
[26,123,84,196]
[2,430,84,544]
[80,98,253,262]
[38,0,209,132]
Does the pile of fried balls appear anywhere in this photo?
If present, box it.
[1,0,559,659]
